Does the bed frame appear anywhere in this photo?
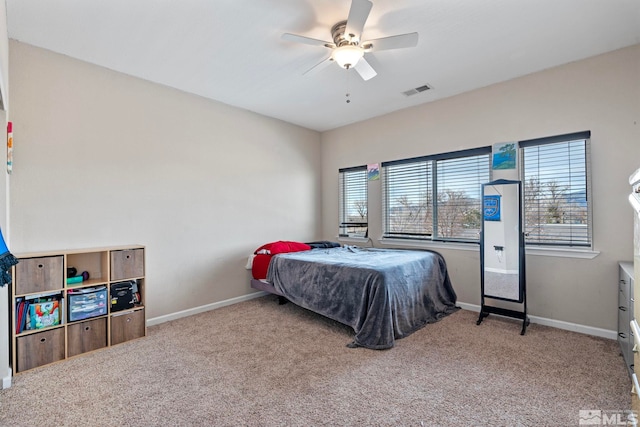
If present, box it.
[251,278,287,305]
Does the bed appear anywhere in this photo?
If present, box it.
[250,245,459,349]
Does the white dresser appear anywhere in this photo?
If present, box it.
[619,261,634,375]
[628,168,640,414]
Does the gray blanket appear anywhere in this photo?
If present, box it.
[266,246,459,349]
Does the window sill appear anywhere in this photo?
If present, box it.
[378,238,479,252]
[525,246,600,259]
[378,238,600,259]
[337,236,372,245]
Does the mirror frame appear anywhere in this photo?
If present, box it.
[480,179,525,303]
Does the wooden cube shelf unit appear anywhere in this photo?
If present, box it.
[10,245,146,373]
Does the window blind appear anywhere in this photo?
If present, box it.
[382,147,490,242]
[435,154,490,241]
[520,132,591,247]
[382,161,433,238]
[339,166,368,237]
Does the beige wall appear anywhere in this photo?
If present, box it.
[321,44,640,331]
[8,41,322,319]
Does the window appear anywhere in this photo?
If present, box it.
[339,166,368,238]
[520,131,591,247]
[382,147,491,243]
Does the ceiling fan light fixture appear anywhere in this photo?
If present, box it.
[331,45,364,69]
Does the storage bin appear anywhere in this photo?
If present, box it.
[67,317,107,357]
[15,256,63,295]
[110,249,144,280]
[111,309,145,345]
[68,286,108,322]
[17,327,65,372]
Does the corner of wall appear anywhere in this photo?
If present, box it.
[2,364,11,389]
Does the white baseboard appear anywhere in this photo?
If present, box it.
[457,302,617,340]
[146,291,268,327]
[2,367,12,389]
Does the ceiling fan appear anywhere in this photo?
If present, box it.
[282,0,419,81]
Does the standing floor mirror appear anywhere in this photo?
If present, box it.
[476,179,529,335]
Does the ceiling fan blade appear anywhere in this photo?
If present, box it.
[345,0,372,42]
[362,32,419,52]
[282,33,335,49]
[303,56,334,76]
[353,57,377,81]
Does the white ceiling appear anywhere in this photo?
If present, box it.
[6,0,640,132]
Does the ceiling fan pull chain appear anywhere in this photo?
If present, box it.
[346,69,351,104]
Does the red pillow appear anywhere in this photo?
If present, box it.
[252,254,272,280]
[254,241,311,255]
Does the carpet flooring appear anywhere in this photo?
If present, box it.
[0,295,631,426]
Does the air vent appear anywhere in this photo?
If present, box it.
[402,84,432,97]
